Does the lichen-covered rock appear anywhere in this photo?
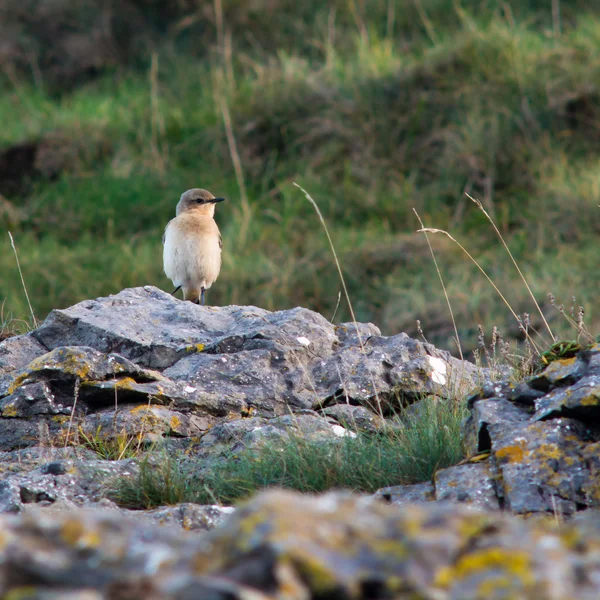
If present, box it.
[193,490,600,599]
[374,344,600,517]
[532,375,600,421]
[138,502,234,531]
[1,489,600,598]
[433,462,500,510]
[0,286,477,453]
[460,344,600,516]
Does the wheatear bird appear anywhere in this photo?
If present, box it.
[163,188,225,305]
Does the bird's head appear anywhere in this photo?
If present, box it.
[176,188,225,217]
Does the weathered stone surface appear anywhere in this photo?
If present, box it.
[139,503,234,532]
[530,355,589,390]
[193,490,600,599]
[373,463,500,511]
[1,489,600,598]
[0,287,477,454]
[373,481,435,505]
[433,462,500,510]
[78,404,215,442]
[23,286,477,407]
[490,417,598,515]
[532,374,600,421]
[377,344,600,517]
[320,403,387,432]
[458,345,600,516]
[0,452,138,513]
[0,332,47,375]
[191,411,356,467]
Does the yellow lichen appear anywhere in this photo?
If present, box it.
[535,443,561,460]
[114,377,137,390]
[1,404,18,417]
[496,444,526,463]
[185,343,205,352]
[170,414,181,430]
[294,551,338,591]
[60,519,101,549]
[7,372,29,395]
[580,395,599,406]
[435,548,534,590]
[8,348,96,394]
[5,587,40,600]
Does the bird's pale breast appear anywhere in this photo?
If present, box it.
[163,213,222,290]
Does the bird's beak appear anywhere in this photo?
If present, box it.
[210,197,226,203]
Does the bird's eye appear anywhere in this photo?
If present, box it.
[195,198,203,204]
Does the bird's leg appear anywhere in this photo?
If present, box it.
[201,287,206,306]
[171,285,182,296]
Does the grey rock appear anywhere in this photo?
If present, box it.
[467,397,532,454]
[0,417,64,451]
[530,355,589,390]
[23,286,477,414]
[320,403,386,432]
[1,489,600,597]
[373,481,435,505]
[491,417,597,515]
[532,374,600,421]
[77,404,215,443]
[140,503,234,531]
[194,489,600,599]
[373,464,500,512]
[193,411,355,467]
[467,379,546,408]
[0,332,47,375]
[0,453,138,513]
[0,287,479,455]
[434,462,500,510]
[311,331,474,410]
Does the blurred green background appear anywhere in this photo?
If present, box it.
[0,0,598,355]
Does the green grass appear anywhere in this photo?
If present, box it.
[110,396,467,508]
[1,1,599,354]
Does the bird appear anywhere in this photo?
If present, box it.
[163,188,225,306]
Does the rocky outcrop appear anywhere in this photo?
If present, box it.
[0,286,475,452]
[0,489,599,599]
[376,342,600,516]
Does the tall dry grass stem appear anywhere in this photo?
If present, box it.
[552,0,561,37]
[64,377,80,450]
[220,95,251,246]
[331,291,342,322]
[413,209,463,360]
[413,0,439,44]
[149,52,167,177]
[418,227,545,354]
[8,231,37,327]
[466,193,555,342]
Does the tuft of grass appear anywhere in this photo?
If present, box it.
[110,396,467,508]
[74,425,142,461]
